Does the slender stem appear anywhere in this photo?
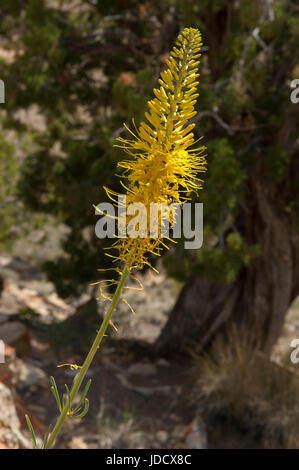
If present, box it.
[45,266,129,449]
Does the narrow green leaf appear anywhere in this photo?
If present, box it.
[72,398,89,419]
[73,379,92,413]
[25,414,37,449]
[50,376,62,412]
[42,424,53,449]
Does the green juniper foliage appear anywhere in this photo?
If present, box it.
[0,132,18,250]
[0,0,298,295]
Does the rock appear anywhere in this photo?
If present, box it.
[69,436,88,449]
[0,313,9,325]
[115,372,135,390]
[156,358,171,367]
[128,362,157,376]
[115,373,172,397]
[9,358,48,390]
[0,362,11,384]
[0,255,11,267]
[29,230,45,244]
[170,413,181,422]
[185,417,208,449]
[132,386,156,397]
[1,256,39,280]
[4,343,16,361]
[156,430,168,444]
[173,424,187,436]
[115,372,154,396]
[0,287,23,315]
[0,381,31,448]
[14,397,46,437]
[0,343,16,385]
[154,385,172,396]
[21,280,54,297]
[2,283,72,322]
[0,322,31,355]
[0,441,10,449]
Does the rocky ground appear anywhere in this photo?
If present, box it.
[0,253,207,449]
[0,252,298,449]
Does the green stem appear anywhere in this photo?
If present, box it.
[44,266,129,449]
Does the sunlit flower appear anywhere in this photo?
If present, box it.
[105,27,207,270]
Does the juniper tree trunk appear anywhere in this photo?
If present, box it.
[155,159,299,357]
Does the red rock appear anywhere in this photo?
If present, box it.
[0,322,31,356]
[0,440,10,449]
[0,382,24,448]
[0,363,11,384]
[4,343,15,360]
[14,396,46,434]
[0,343,15,386]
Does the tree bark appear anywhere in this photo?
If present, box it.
[154,168,299,358]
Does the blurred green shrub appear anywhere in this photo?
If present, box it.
[0,0,297,298]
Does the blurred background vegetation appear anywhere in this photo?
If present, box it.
[0,0,299,449]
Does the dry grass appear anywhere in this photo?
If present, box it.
[190,328,299,448]
[96,397,145,449]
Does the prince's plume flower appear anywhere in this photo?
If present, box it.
[104,27,207,271]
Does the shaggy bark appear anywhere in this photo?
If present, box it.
[154,162,299,357]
